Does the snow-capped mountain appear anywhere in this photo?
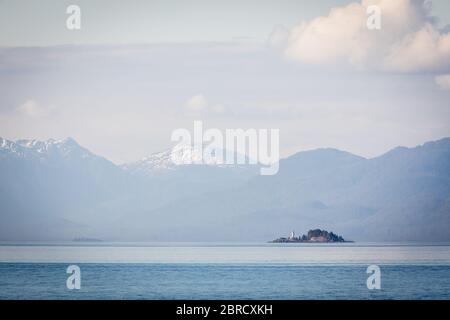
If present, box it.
[0,136,132,241]
[121,147,180,176]
[0,136,259,241]
[122,142,254,176]
[0,137,95,161]
[1,136,449,242]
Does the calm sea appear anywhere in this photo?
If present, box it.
[1,242,449,299]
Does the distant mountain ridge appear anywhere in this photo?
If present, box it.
[121,142,256,177]
[0,137,105,163]
[1,136,449,242]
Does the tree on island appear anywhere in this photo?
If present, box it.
[271,229,350,243]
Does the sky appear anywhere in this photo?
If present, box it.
[0,0,450,163]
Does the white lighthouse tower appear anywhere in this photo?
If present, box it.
[289,230,295,240]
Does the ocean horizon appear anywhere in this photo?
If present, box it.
[1,242,449,299]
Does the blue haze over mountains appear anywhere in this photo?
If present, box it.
[1,136,449,242]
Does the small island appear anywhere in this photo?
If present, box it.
[270,229,352,243]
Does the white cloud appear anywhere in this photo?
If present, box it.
[185,94,225,114]
[435,74,450,90]
[384,23,450,72]
[284,0,450,72]
[17,100,54,117]
[268,25,289,47]
[186,94,208,112]
[286,2,369,66]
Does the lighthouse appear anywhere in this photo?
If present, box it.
[289,230,295,240]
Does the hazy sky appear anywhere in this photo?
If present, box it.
[0,0,449,163]
[1,0,450,46]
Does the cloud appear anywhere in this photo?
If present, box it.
[268,25,289,47]
[186,94,208,112]
[16,100,55,117]
[185,94,225,114]
[284,0,450,72]
[435,74,450,90]
[384,23,450,72]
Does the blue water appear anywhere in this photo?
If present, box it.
[1,263,450,299]
[1,243,450,299]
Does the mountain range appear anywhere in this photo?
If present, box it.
[1,136,449,242]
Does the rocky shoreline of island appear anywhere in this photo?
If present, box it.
[270,229,352,243]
